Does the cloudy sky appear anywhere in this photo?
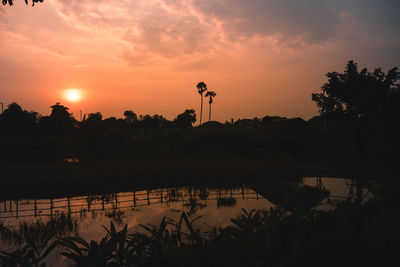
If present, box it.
[0,0,399,121]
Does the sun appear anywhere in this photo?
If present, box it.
[64,89,83,102]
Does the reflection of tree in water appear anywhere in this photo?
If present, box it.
[198,188,209,200]
[166,189,183,202]
[217,197,237,208]
[105,208,125,225]
[345,178,375,204]
[253,178,329,212]
[184,198,207,214]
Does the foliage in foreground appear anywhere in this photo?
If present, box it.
[1,183,399,267]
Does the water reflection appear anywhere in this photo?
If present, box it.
[0,177,374,230]
[0,187,261,221]
[63,158,80,163]
[0,177,376,266]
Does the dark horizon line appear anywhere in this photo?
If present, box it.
[0,100,312,123]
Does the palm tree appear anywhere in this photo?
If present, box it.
[196,82,208,126]
[205,91,216,122]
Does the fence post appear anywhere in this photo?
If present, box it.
[50,199,54,217]
[34,199,37,217]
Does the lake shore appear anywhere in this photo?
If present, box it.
[1,155,397,200]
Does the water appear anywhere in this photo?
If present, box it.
[0,177,374,266]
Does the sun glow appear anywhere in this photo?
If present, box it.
[64,89,83,102]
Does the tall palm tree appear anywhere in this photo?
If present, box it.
[205,91,216,122]
[196,82,208,126]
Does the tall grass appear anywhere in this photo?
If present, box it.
[0,213,78,266]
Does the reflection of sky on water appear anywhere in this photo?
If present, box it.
[303,177,373,209]
[0,187,274,240]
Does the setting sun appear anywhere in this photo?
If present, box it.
[64,89,83,102]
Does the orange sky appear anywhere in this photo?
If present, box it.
[1,0,399,122]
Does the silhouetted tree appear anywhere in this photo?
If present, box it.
[87,112,102,122]
[123,110,138,123]
[46,102,75,135]
[196,82,208,126]
[312,60,400,160]
[312,60,399,120]
[85,112,103,133]
[205,91,216,122]
[174,109,196,129]
[0,102,38,136]
[138,114,170,134]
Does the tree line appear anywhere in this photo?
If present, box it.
[0,102,199,137]
[0,61,398,161]
[0,80,220,137]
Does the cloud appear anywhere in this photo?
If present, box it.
[53,0,217,61]
[190,0,341,45]
[51,0,400,61]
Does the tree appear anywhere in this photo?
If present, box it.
[311,60,399,120]
[196,82,208,126]
[0,102,38,137]
[138,114,169,134]
[311,60,400,160]
[50,102,71,122]
[123,110,137,123]
[85,112,103,133]
[174,109,196,129]
[47,102,75,135]
[205,91,216,122]
[2,0,43,6]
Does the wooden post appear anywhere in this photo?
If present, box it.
[147,190,150,205]
[34,199,37,217]
[15,200,18,218]
[241,185,245,200]
[9,200,12,212]
[4,201,6,212]
[160,188,163,203]
[189,188,193,202]
[50,199,53,217]
[68,197,71,214]
[102,196,105,211]
[133,191,136,207]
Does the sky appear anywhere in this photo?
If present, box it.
[0,0,399,122]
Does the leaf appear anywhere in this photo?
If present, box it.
[38,240,58,262]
